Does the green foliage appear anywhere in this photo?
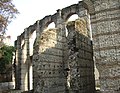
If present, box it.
[0,45,15,73]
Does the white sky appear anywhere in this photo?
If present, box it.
[6,0,81,45]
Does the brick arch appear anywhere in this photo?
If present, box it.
[66,13,79,22]
[40,15,57,31]
[61,1,91,22]
[61,4,78,21]
[40,15,52,30]
[45,21,56,30]
[44,21,53,29]
[64,13,79,37]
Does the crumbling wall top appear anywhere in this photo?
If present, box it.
[16,1,91,42]
[83,0,95,14]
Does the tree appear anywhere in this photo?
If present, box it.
[0,0,18,82]
[0,45,15,82]
[0,0,19,43]
[0,45,15,73]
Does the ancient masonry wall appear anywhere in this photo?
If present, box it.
[14,1,95,92]
[90,0,120,93]
[15,36,21,90]
[14,30,30,91]
[66,20,95,93]
[14,0,120,93]
[32,29,67,93]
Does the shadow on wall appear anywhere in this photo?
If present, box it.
[32,27,67,93]
[32,15,79,92]
[66,20,95,93]
[32,18,95,93]
[14,1,96,91]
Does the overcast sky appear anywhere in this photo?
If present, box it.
[6,0,80,45]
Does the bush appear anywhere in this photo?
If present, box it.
[0,45,15,74]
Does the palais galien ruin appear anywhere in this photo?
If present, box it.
[13,0,120,93]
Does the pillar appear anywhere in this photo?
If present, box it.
[20,29,30,91]
[57,9,68,92]
[77,1,92,38]
[15,36,21,89]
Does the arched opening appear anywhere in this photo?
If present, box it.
[29,31,36,56]
[65,14,79,37]
[29,30,36,90]
[46,22,55,30]
[65,14,95,92]
[67,14,79,22]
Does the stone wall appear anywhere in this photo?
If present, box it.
[14,29,31,91]
[86,0,120,93]
[14,36,22,90]
[0,82,14,91]
[32,29,67,93]
[66,20,95,93]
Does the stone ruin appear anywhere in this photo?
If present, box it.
[13,0,120,93]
